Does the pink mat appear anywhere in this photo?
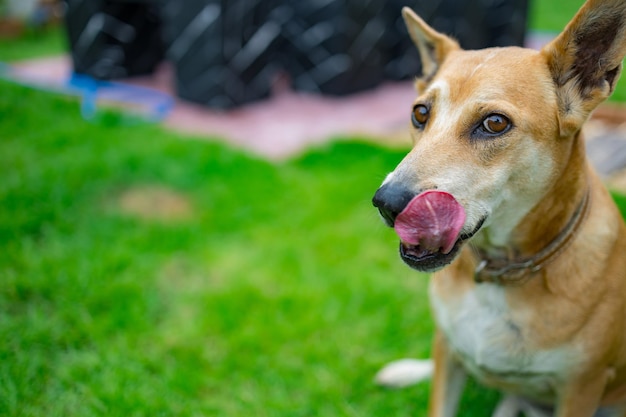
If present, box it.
[7,56,415,159]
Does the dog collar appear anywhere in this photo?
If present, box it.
[474,187,591,285]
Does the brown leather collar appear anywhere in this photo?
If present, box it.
[474,188,592,285]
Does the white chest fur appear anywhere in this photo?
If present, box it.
[430,282,578,400]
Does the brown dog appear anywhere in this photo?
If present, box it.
[372,1,626,416]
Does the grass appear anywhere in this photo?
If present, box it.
[4,85,625,417]
[2,2,626,416]
[0,26,66,61]
[529,0,584,32]
[0,80,507,415]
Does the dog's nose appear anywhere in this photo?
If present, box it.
[372,183,415,226]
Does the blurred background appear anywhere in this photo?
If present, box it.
[6,0,530,106]
[2,0,538,158]
[3,1,626,416]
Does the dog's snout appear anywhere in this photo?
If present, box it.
[372,183,415,226]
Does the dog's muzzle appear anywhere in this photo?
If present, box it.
[398,220,484,272]
[372,183,484,272]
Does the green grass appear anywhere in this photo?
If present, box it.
[529,0,584,32]
[0,80,504,415]
[0,26,66,61]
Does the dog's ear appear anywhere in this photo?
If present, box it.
[541,0,626,137]
[402,7,459,90]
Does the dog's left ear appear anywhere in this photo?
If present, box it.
[402,7,459,92]
[541,0,626,137]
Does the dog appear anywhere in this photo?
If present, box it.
[372,1,626,416]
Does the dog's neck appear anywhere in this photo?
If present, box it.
[471,131,590,279]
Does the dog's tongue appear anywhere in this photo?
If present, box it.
[394,190,466,254]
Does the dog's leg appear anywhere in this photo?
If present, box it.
[555,371,614,417]
[429,331,467,417]
[492,395,525,417]
[493,396,555,417]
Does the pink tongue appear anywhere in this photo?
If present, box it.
[394,190,466,254]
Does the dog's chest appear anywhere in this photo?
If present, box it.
[430,282,577,399]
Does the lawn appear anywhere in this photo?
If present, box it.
[2,1,626,416]
[0,79,506,416]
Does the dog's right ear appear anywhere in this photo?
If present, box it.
[402,7,459,91]
[541,0,626,137]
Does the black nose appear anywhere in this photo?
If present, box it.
[372,183,415,227]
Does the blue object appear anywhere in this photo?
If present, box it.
[0,62,174,122]
[67,73,174,121]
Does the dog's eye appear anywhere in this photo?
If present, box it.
[412,104,429,128]
[481,114,511,135]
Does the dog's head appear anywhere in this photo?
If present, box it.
[373,0,626,272]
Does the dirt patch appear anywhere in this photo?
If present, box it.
[115,185,193,222]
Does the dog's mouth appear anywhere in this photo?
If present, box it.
[399,218,485,272]
[391,190,485,272]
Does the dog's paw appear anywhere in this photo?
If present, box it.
[374,358,434,388]
[493,396,553,417]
